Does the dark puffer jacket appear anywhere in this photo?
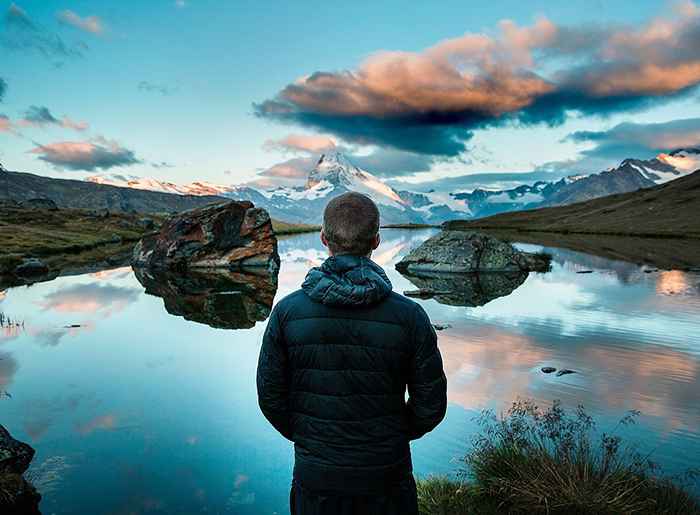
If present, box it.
[257,254,447,494]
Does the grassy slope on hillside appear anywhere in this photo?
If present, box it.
[0,206,155,273]
[446,170,700,239]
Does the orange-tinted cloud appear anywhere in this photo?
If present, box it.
[30,138,140,171]
[256,4,700,156]
[57,10,104,35]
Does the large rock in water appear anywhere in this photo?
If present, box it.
[133,201,280,272]
[396,231,551,274]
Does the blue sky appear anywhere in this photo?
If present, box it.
[1,0,699,189]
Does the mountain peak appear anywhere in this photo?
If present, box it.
[306,151,363,189]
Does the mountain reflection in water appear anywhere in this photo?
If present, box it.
[133,267,278,330]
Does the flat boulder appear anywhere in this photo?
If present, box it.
[133,201,280,272]
[395,231,551,274]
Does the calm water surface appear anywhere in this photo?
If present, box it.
[1,229,699,514]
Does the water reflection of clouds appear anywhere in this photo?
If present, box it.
[37,282,141,316]
[462,267,700,352]
[437,321,700,435]
[0,350,18,390]
[75,413,118,435]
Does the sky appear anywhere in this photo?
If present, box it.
[1,0,700,191]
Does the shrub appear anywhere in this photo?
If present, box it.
[464,400,699,514]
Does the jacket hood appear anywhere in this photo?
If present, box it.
[302,255,393,307]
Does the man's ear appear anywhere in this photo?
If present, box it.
[372,232,381,250]
[320,230,329,248]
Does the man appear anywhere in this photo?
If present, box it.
[257,192,447,515]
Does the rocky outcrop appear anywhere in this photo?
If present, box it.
[133,267,277,329]
[401,270,529,307]
[132,201,280,272]
[0,425,41,514]
[395,231,551,274]
[0,426,34,475]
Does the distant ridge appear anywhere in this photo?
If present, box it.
[445,169,700,239]
[0,169,226,213]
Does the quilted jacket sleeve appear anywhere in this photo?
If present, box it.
[256,307,292,441]
[405,303,447,440]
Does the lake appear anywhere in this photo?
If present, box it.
[1,228,699,514]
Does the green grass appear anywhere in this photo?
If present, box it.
[0,206,158,276]
[417,400,700,514]
[271,219,321,235]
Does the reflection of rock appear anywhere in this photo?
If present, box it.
[396,231,551,274]
[133,267,277,329]
[401,270,528,307]
[0,425,41,514]
[133,201,280,272]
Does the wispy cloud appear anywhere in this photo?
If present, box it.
[137,81,178,96]
[0,114,11,133]
[175,0,187,8]
[57,10,104,35]
[567,118,700,156]
[255,3,700,157]
[263,134,336,154]
[1,3,86,61]
[30,137,141,171]
[20,105,88,131]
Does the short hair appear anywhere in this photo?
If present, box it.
[322,192,380,255]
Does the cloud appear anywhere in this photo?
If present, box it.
[137,81,178,96]
[389,170,565,193]
[532,117,700,175]
[263,134,336,154]
[0,78,6,101]
[20,105,88,131]
[0,114,11,133]
[37,283,141,313]
[255,4,700,156]
[567,118,700,157]
[351,148,435,178]
[30,138,140,171]
[57,10,104,35]
[1,3,86,61]
[251,156,315,188]
[175,0,187,8]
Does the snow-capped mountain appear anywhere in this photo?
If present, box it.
[231,152,470,224]
[449,149,700,219]
[83,148,700,223]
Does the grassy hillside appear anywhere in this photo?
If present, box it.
[0,206,157,275]
[446,170,700,239]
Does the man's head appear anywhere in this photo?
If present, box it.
[321,192,381,256]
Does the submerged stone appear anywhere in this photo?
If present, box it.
[541,367,557,374]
